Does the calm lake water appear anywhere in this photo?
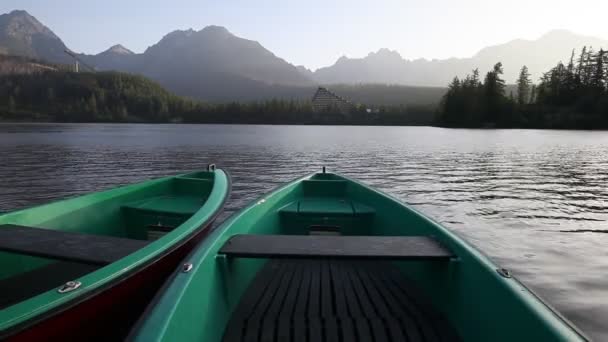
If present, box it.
[1,123,607,339]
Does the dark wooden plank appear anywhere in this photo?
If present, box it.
[234,261,283,320]
[0,261,98,309]
[308,318,322,342]
[320,259,333,318]
[345,262,377,320]
[374,265,440,342]
[242,322,259,342]
[340,318,356,342]
[243,262,290,342]
[354,318,373,342]
[278,260,304,318]
[265,262,298,320]
[219,235,454,260]
[293,319,306,342]
[385,318,408,342]
[370,318,390,342]
[329,261,348,318]
[0,224,149,265]
[307,260,321,318]
[223,262,282,342]
[383,267,462,342]
[363,265,423,342]
[257,262,298,341]
[324,317,340,342]
[260,318,276,342]
[222,319,245,342]
[276,318,291,342]
[355,263,393,319]
[293,260,312,318]
[248,263,291,317]
[337,261,363,318]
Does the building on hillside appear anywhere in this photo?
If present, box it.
[311,87,354,116]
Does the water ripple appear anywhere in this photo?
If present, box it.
[1,123,608,339]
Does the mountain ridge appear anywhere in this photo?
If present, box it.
[314,30,608,85]
[1,9,607,100]
[102,44,134,55]
[0,10,70,63]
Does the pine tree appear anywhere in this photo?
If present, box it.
[591,49,606,91]
[447,77,461,93]
[470,68,481,87]
[47,87,55,101]
[7,95,16,112]
[567,49,576,76]
[565,49,577,102]
[516,65,531,106]
[583,47,595,87]
[577,46,587,83]
[483,62,506,123]
[529,85,537,104]
[87,95,98,114]
[551,62,568,104]
[440,77,462,126]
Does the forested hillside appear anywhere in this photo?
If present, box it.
[0,70,436,125]
[0,71,195,121]
[0,55,68,75]
[327,84,445,106]
[439,46,608,129]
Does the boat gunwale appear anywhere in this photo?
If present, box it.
[0,169,231,338]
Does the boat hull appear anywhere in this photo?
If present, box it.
[6,220,211,341]
[0,169,230,339]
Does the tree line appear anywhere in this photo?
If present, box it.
[439,46,608,128]
[0,70,435,125]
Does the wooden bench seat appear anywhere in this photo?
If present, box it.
[0,224,149,265]
[218,234,454,260]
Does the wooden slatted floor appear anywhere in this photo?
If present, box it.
[223,259,460,342]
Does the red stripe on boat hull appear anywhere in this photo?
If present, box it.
[6,223,212,341]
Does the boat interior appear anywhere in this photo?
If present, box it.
[195,173,464,342]
[0,171,214,309]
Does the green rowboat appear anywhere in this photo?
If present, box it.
[0,168,230,341]
[131,170,586,342]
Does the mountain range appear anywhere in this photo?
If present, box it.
[312,30,608,87]
[1,9,607,101]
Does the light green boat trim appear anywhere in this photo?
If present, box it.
[0,169,229,333]
[133,172,587,342]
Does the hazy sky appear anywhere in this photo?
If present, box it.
[2,0,608,70]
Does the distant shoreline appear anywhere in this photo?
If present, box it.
[2,119,608,131]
